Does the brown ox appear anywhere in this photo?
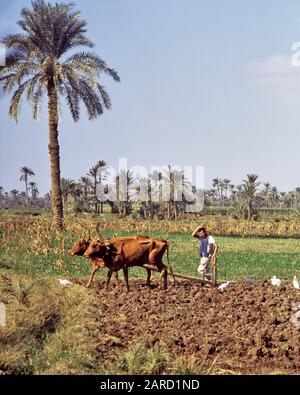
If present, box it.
[69,236,155,288]
[83,237,169,290]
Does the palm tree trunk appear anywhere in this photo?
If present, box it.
[94,176,98,213]
[99,178,103,214]
[47,77,64,230]
[64,195,68,214]
[25,178,29,212]
[248,200,253,220]
[174,202,178,220]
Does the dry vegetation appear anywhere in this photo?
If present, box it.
[1,274,300,375]
[1,215,300,375]
[0,274,102,374]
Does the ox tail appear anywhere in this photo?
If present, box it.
[96,222,104,241]
[165,241,177,284]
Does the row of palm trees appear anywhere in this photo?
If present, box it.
[0,166,40,210]
[57,163,193,220]
[207,176,300,212]
[0,167,40,210]
[2,168,300,220]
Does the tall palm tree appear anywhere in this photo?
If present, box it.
[162,166,191,220]
[0,186,3,206]
[80,177,91,201]
[20,191,27,209]
[240,174,260,220]
[212,178,221,201]
[96,160,109,214]
[87,160,109,213]
[223,178,231,200]
[29,181,39,200]
[0,1,120,230]
[295,187,300,205]
[115,170,135,217]
[61,178,75,213]
[20,166,35,211]
[87,165,99,213]
[263,182,271,207]
[10,189,19,208]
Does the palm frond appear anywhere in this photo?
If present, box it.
[1,0,119,123]
[96,83,111,109]
[9,79,32,120]
[63,83,80,121]
[32,77,44,120]
[77,78,103,119]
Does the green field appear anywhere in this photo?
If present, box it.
[1,216,300,375]
[1,225,300,282]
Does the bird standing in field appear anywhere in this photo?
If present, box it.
[58,279,73,286]
[218,282,230,292]
[293,276,300,289]
[271,276,282,287]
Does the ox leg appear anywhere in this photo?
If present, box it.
[87,264,99,288]
[146,268,152,286]
[123,266,130,292]
[150,270,155,282]
[162,267,168,290]
[113,271,120,288]
[106,270,113,289]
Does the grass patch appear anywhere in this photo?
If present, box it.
[104,342,169,375]
[0,217,300,282]
[0,274,102,375]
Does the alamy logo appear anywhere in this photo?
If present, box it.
[0,302,6,327]
[0,42,6,66]
[291,42,300,67]
[95,158,205,213]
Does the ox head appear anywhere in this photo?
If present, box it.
[69,238,92,256]
[83,239,115,259]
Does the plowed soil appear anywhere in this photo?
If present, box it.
[84,279,300,374]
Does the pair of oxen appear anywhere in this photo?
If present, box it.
[70,233,172,290]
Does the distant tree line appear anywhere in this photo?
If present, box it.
[1,166,300,220]
[206,175,300,219]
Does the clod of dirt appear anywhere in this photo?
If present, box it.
[93,279,300,373]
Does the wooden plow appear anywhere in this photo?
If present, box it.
[143,256,218,289]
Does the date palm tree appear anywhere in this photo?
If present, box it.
[162,166,191,220]
[10,189,19,208]
[212,178,221,201]
[20,166,35,211]
[223,178,231,200]
[115,170,135,217]
[29,181,39,201]
[61,178,75,213]
[96,160,109,214]
[87,160,109,214]
[87,165,99,214]
[0,186,4,206]
[240,174,260,220]
[0,0,120,230]
[80,176,91,201]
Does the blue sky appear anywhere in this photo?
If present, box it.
[1,0,300,195]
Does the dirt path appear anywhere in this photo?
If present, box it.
[82,279,300,374]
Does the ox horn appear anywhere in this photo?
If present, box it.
[96,222,104,241]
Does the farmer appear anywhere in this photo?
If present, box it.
[192,225,218,280]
